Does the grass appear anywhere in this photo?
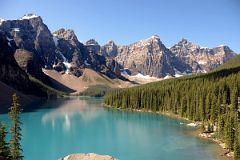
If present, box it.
[29,75,67,97]
[78,85,115,97]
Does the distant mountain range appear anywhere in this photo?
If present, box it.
[102,36,236,77]
[0,14,238,107]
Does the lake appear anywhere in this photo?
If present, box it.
[0,97,226,160]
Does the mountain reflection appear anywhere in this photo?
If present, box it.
[41,98,103,131]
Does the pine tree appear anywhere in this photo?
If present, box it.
[234,123,240,160]
[0,122,10,159]
[224,106,235,150]
[9,93,23,160]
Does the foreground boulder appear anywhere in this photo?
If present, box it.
[60,153,117,160]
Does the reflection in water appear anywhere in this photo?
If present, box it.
[41,98,103,131]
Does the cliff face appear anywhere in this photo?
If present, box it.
[0,14,57,66]
[0,14,57,83]
[170,39,237,73]
[0,30,31,92]
[0,30,46,98]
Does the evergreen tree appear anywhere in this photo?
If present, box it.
[234,124,240,160]
[0,122,10,159]
[224,106,235,150]
[103,61,240,156]
[9,93,23,160]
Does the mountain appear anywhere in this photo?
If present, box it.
[101,36,237,78]
[170,38,237,73]
[0,14,57,83]
[0,13,237,96]
[52,29,123,79]
[0,14,125,82]
[113,35,192,77]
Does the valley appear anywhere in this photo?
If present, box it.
[0,8,239,160]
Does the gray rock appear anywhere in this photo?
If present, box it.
[60,153,117,160]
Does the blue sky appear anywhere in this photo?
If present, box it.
[0,0,239,52]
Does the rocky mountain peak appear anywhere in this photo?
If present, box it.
[107,40,115,44]
[175,38,199,49]
[100,40,118,57]
[179,38,189,44]
[138,35,161,45]
[85,39,100,54]
[0,14,58,68]
[53,28,78,42]
[85,39,99,46]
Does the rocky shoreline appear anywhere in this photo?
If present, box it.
[199,132,234,159]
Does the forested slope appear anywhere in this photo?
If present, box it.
[104,55,240,158]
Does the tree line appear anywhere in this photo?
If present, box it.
[104,65,240,159]
[0,94,23,160]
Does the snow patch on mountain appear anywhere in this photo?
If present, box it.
[84,60,90,66]
[12,28,20,32]
[53,36,59,47]
[132,73,159,80]
[198,60,207,65]
[0,18,5,25]
[59,52,71,74]
[164,75,173,79]
[19,14,39,20]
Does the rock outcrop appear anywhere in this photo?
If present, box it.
[60,153,117,160]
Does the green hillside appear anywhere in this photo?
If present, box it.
[215,54,240,70]
[104,55,240,159]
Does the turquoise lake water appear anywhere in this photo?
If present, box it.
[0,97,225,160]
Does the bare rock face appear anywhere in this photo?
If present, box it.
[0,14,58,67]
[170,39,237,73]
[85,39,124,79]
[53,28,87,76]
[0,30,29,92]
[100,40,118,57]
[14,49,49,82]
[60,153,117,160]
[114,35,191,77]
[0,30,46,97]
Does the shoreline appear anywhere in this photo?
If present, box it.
[103,104,234,160]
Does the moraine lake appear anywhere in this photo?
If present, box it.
[0,97,226,160]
